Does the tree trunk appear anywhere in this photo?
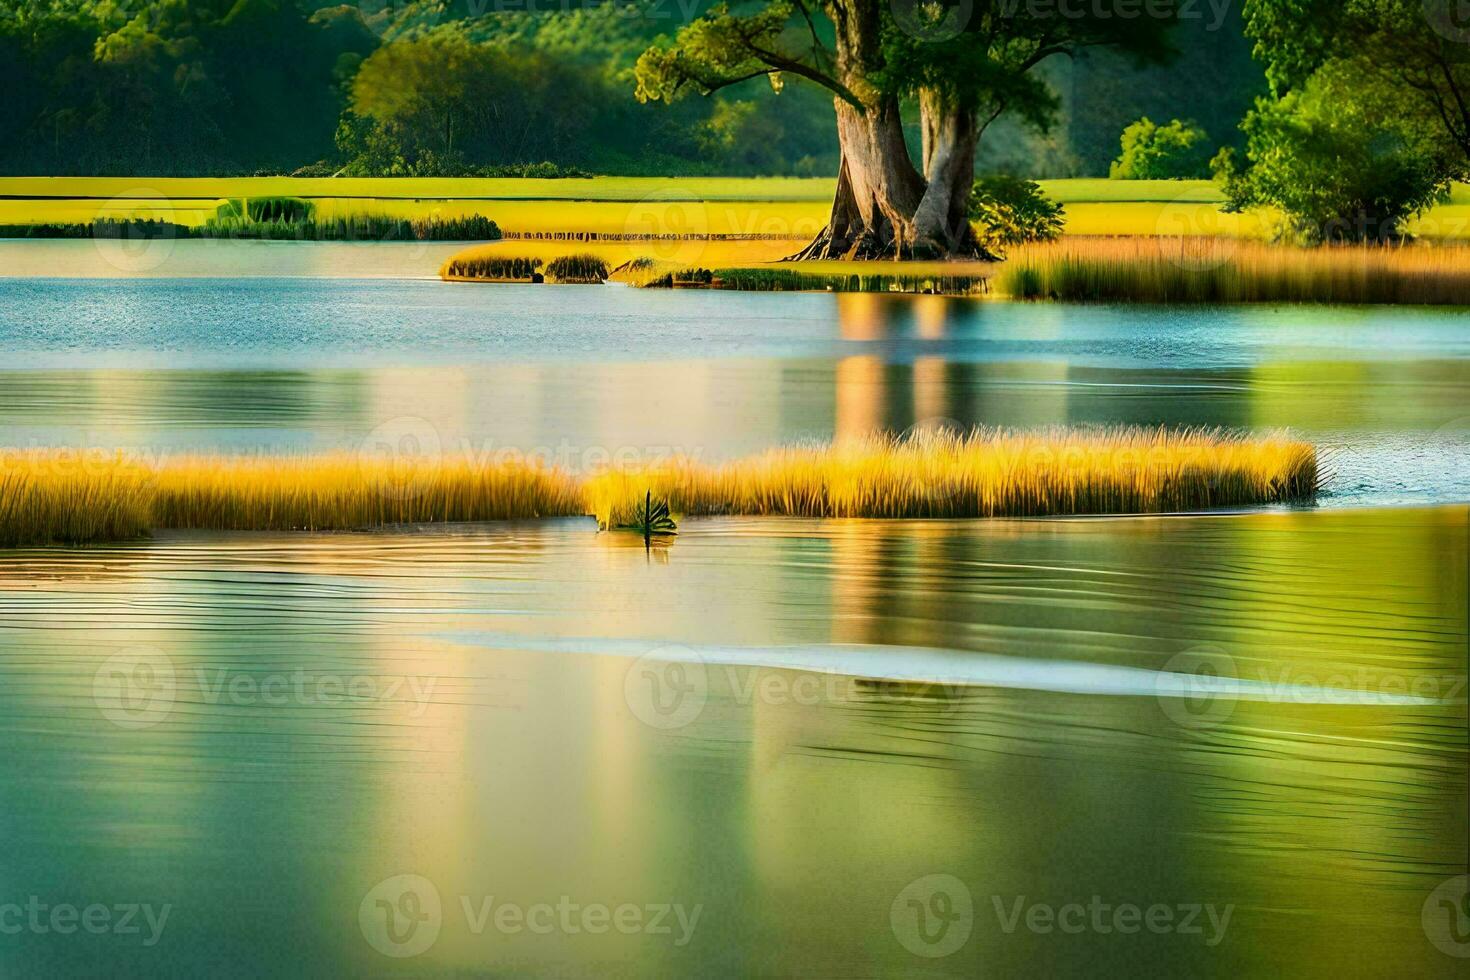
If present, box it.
[789,98,927,259]
[913,91,988,259]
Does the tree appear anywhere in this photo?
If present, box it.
[1219,65,1452,242]
[1109,117,1212,179]
[635,2,1171,260]
[1244,0,1470,167]
[1225,1,1467,242]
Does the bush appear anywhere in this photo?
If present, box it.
[1219,66,1452,243]
[1110,118,1213,179]
[967,176,1065,256]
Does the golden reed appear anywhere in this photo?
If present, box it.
[999,238,1470,304]
[0,428,1319,546]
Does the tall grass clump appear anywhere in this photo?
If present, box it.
[200,213,501,242]
[245,197,315,223]
[583,426,1318,527]
[0,452,153,546]
[149,454,583,531]
[442,254,544,280]
[544,253,609,283]
[998,238,1470,305]
[0,428,1318,545]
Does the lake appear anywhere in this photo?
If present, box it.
[0,254,1465,976]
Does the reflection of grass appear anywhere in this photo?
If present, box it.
[998,238,1470,304]
[1,428,1316,545]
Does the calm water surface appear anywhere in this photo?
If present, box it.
[0,263,1466,976]
[1,276,1469,505]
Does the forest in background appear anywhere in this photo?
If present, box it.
[0,1,1264,177]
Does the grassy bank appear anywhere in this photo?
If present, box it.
[0,428,1318,546]
[997,239,1470,304]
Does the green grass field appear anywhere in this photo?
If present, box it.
[2,176,1467,242]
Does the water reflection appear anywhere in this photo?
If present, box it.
[2,280,1465,502]
[0,508,1461,975]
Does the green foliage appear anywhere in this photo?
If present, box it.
[1110,118,1214,180]
[1220,67,1451,243]
[967,176,1065,253]
[615,491,678,539]
[246,198,315,223]
[1241,1,1470,176]
[543,254,609,283]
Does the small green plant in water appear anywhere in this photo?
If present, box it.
[616,490,677,541]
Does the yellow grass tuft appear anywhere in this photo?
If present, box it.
[0,451,154,547]
[0,428,1318,546]
[582,427,1319,527]
[149,454,584,531]
[1000,238,1470,304]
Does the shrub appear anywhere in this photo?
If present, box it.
[1110,118,1213,180]
[1218,66,1452,243]
[967,175,1065,255]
